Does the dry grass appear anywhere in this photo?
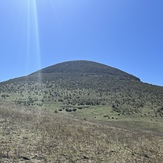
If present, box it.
[0,100,163,162]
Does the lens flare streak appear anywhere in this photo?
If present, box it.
[26,0,42,82]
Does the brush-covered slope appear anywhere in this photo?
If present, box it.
[0,60,163,111]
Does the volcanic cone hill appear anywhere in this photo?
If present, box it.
[0,60,163,111]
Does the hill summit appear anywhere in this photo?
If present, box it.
[31,60,140,82]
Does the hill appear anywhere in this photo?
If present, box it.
[0,60,163,114]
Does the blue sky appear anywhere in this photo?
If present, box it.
[0,0,163,86]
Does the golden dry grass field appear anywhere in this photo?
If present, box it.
[0,99,163,163]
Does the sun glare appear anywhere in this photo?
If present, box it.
[26,0,42,81]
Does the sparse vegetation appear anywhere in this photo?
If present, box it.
[0,100,163,162]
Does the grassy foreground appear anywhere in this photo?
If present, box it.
[0,100,163,162]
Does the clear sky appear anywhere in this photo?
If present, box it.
[0,0,163,86]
